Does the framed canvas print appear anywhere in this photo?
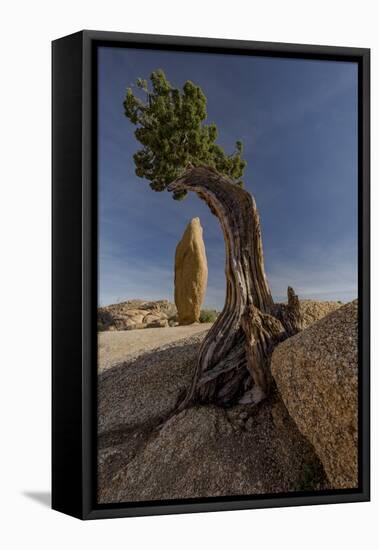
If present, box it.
[52,30,370,520]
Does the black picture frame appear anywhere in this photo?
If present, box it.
[52,30,370,520]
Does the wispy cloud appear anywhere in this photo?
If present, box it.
[99,234,227,309]
[266,238,357,303]
[99,239,174,306]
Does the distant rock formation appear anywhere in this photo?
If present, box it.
[271,300,358,489]
[299,299,341,329]
[97,299,177,331]
[97,297,341,333]
[174,218,208,325]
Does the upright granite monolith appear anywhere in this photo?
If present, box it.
[174,217,208,325]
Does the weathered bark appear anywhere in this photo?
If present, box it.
[168,165,302,408]
[272,286,303,337]
[239,305,286,404]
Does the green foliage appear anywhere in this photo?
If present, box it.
[199,309,219,323]
[124,69,247,200]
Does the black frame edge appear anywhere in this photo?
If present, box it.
[52,31,85,519]
[84,29,369,58]
[360,48,370,501]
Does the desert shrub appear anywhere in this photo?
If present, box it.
[199,309,219,323]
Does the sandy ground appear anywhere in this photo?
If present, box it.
[98,323,212,372]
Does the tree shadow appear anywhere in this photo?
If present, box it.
[22,491,51,507]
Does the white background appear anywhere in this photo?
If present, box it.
[0,0,377,547]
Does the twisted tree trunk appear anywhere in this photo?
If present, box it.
[168,166,302,408]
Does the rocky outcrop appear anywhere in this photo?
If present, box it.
[174,218,208,325]
[97,297,339,333]
[96,313,335,503]
[271,300,358,489]
[98,388,327,503]
[98,332,205,434]
[299,299,341,329]
[98,299,177,331]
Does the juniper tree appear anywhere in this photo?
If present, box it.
[123,71,303,408]
[123,69,246,200]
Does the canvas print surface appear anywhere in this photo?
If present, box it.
[96,46,358,504]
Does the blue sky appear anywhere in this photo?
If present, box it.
[98,46,358,308]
